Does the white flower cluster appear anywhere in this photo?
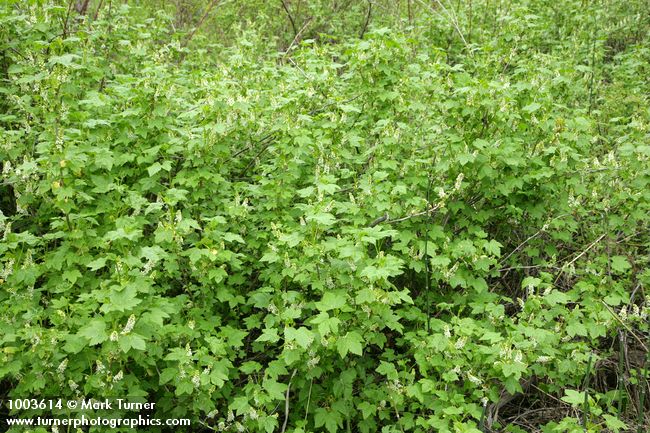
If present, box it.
[191,373,201,388]
[1,259,14,280]
[141,259,155,275]
[466,371,482,385]
[387,379,404,394]
[57,359,68,374]
[0,213,8,238]
[285,340,296,350]
[307,355,320,369]
[454,173,464,190]
[517,297,526,310]
[267,302,278,315]
[443,263,459,280]
[568,193,581,208]
[121,315,136,335]
[620,303,648,321]
[113,370,123,383]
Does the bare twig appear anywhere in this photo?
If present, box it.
[281,369,298,433]
[369,214,389,227]
[304,378,313,424]
[359,0,372,38]
[92,0,104,21]
[181,0,221,48]
[499,214,568,265]
[75,0,90,15]
[499,227,547,265]
[228,132,276,163]
[280,0,298,36]
[369,203,442,227]
[309,94,360,116]
[237,138,276,178]
[554,233,607,284]
[283,17,312,56]
[388,204,442,224]
[499,265,561,272]
[62,0,76,38]
[415,0,471,52]
[197,420,218,431]
[601,302,649,352]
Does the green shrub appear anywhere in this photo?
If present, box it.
[0,1,648,432]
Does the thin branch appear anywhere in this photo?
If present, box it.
[228,132,276,163]
[415,0,471,52]
[423,166,435,332]
[370,203,442,228]
[304,378,313,424]
[92,0,105,21]
[8,47,27,60]
[554,233,607,284]
[499,228,546,265]
[309,94,360,116]
[197,420,218,431]
[283,17,312,56]
[359,0,372,39]
[499,214,569,265]
[75,0,91,15]
[369,214,389,227]
[601,302,648,352]
[499,264,561,272]
[280,0,298,36]
[237,139,276,178]
[281,369,298,433]
[62,0,76,39]
[181,0,221,48]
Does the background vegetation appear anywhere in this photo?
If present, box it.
[1,0,649,432]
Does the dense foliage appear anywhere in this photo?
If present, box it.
[1,1,649,432]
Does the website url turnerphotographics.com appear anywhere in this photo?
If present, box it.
[6,414,190,429]
[3,398,190,429]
